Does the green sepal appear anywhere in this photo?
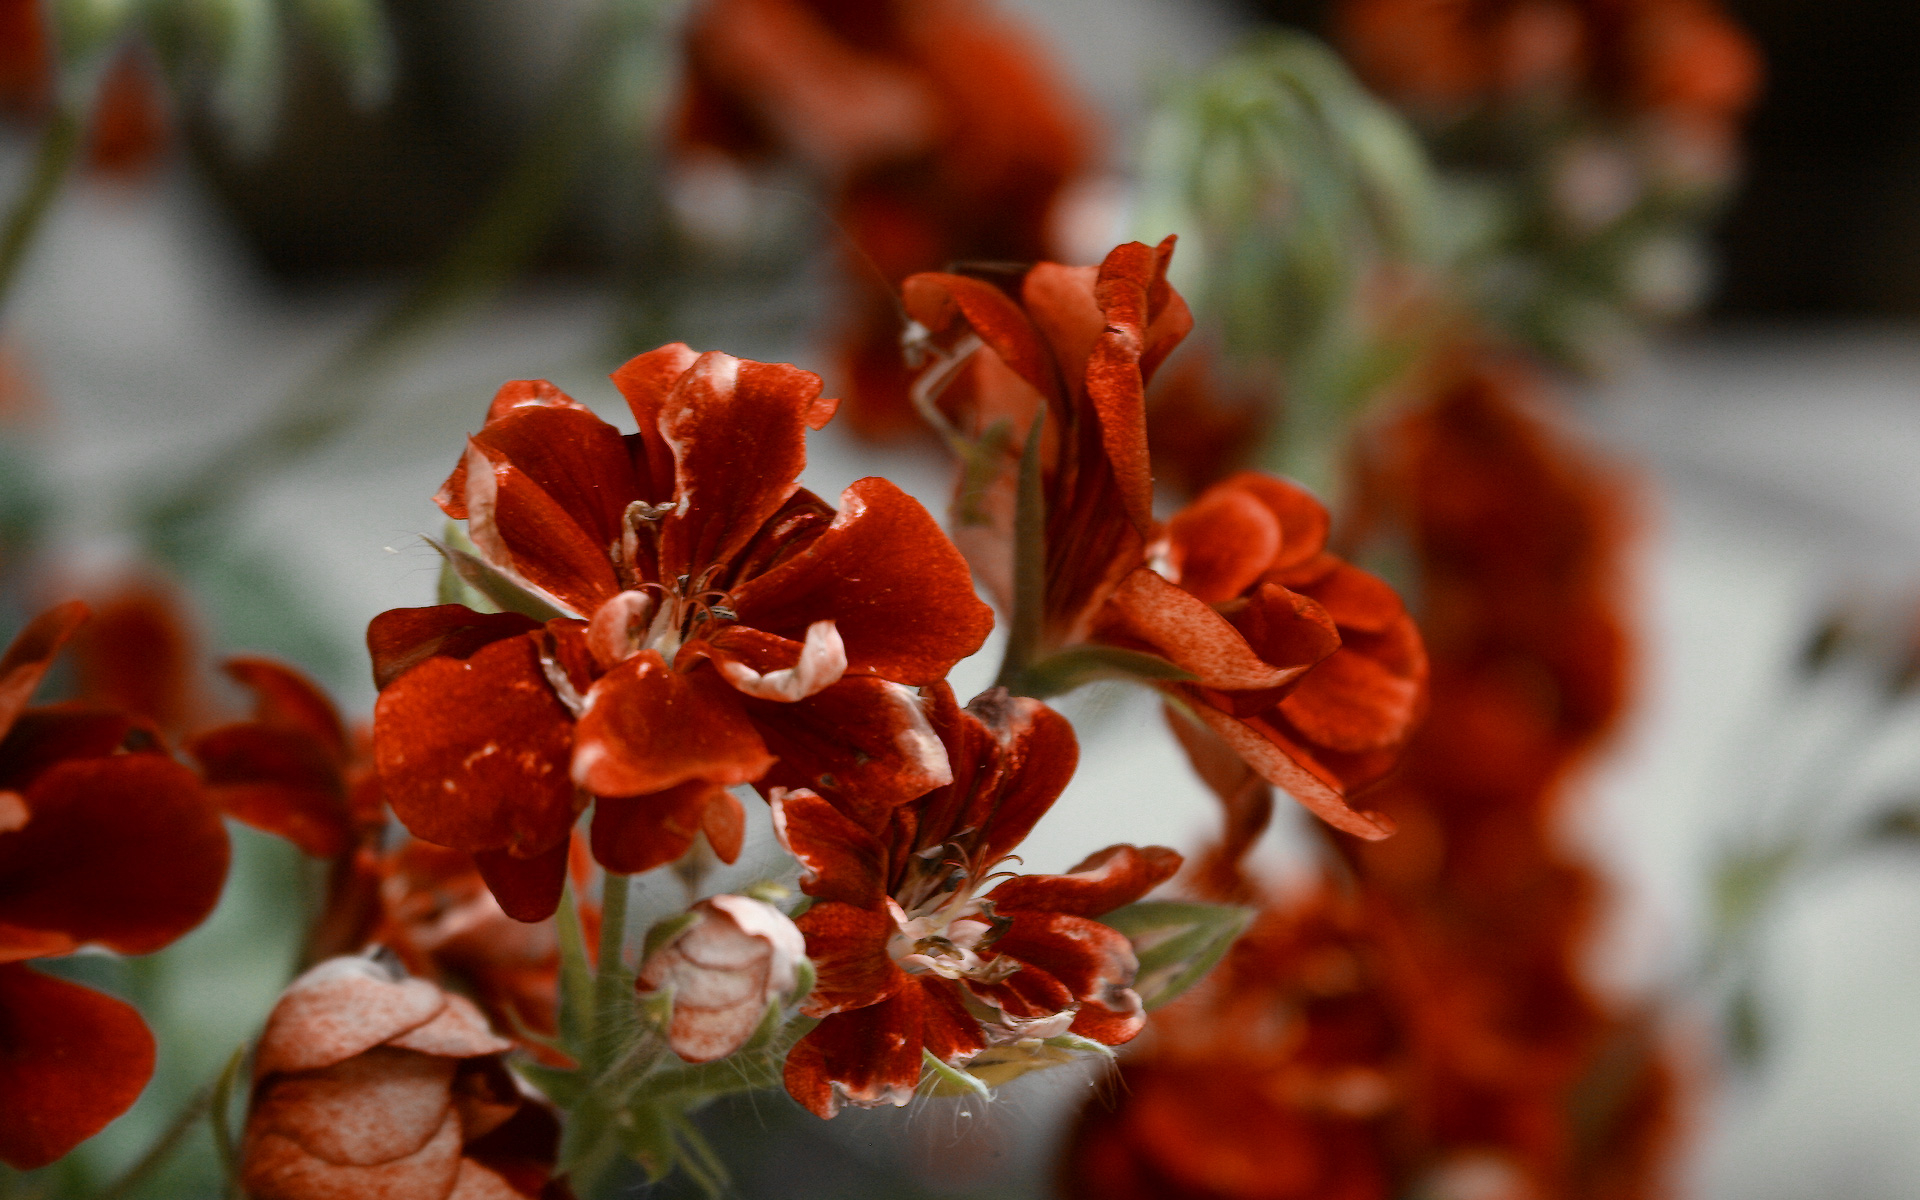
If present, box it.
[641,910,702,961]
[1101,900,1253,1010]
[1014,645,1197,700]
[921,1049,991,1100]
[424,534,569,622]
[514,1062,588,1109]
[1043,1031,1116,1059]
[614,1102,678,1182]
[435,522,493,609]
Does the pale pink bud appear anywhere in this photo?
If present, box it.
[636,895,807,1063]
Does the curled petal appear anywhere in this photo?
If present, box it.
[573,653,774,797]
[987,844,1182,918]
[465,444,621,617]
[0,964,156,1170]
[1217,471,1331,572]
[585,590,655,671]
[992,911,1144,1042]
[374,632,578,856]
[717,620,847,702]
[1163,485,1283,605]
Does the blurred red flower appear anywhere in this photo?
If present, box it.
[239,955,567,1200]
[0,602,230,1170]
[370,348,992,920]
[905,240,1427,840]
[677,0,1093,437]
[776,683,1180,1117]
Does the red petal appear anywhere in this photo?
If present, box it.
[901,272,1061,407]
[1164,485,1283,605]
[729,477,994,685]
[915,976,986,1066]
[189,723,351,858]
[992,910,1141,1034]
[1219,471,1331,572]
[458,405,638,553]
[223,658,350,762]
[770,788,888,907]
[0,964,155,1169]
[744,676,949,831]
[1179,694,1396,841]
[0,707,136,792]
[0,602,88,741]
[1103,569,1330,691]
[1278,635,1426,755]
[657,352,836,582]
[702,786,746,863]
[588,780,718,875]
[1295,558,1415,635]
[472,838,572,923]
[783,991,923,1119]
[1083,242,1176,534]
[0,755,228,958]
[609,342,701,495]
[374,632,578,855]
[366,606,540,692]
[64,580,202,736]
[437,381,594,518]
[470,451,622,616]
[986,844,1182,918]
[572,654,773,796]
[923,690,1077,868]
[793,901,903,1016]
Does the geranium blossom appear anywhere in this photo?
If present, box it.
[371,347,992,920]
[0,602,230,1170]
[677,0,1092,437]
[776,683,1180,1117]
[904,240,1427,838]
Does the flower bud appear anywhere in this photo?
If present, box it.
[636,894,808,1064]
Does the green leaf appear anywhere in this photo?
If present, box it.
[1101,901,1253,1010]
[423,534,570,622]
[1015,645,1196,699]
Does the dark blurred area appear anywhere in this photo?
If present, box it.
[1192,0,1920,319]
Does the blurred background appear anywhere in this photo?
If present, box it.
[4,0,1920,1196]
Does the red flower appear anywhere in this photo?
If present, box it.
[775,683,1180,1117]
[239,956,565,1200]
[371,347,993,920]
[905,241,1426,839]
[677,0,1092,438]
[0,602,230,1170]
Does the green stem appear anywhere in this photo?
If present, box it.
[206,1042,249,1199]
[994,410,1049,694]
[0,106,82,318]
[555,878,596,1050]
[89,1080,215,1200]
[592,873,633,1069]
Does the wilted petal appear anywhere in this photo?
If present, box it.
[1179,695,1396,841]
[573,653,774,797]
[0,964,156,1170]
[255,958,448,1077]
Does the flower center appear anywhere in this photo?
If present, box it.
[886,882,1017,985]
